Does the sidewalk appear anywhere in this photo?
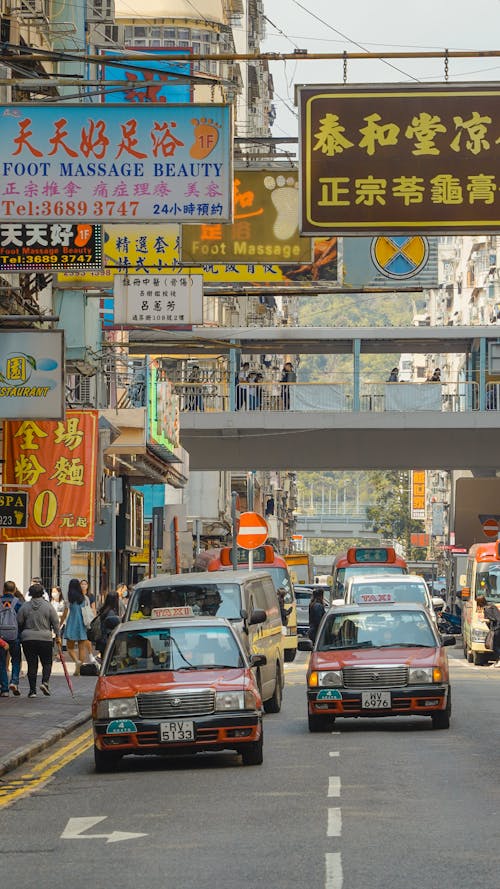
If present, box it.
[0,659,96,777]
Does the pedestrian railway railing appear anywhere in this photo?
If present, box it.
[172,379,483,413]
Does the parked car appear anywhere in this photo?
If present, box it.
[299,603,455,732]
[92,616,265,771]
[124,570,284,713]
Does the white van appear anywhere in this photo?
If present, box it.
[124,570,284,713]
[344,573,439,621]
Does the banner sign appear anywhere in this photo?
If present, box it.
[0,223,102,272]
[342,236,438,288]
[298,84,500,234]
[113,273,203,325]
[1,410,98,541]
[0,104,232,223]
[410,470,426,520]
[181,169,312,264]
[0,330,64,419]
[147,363,180,455]
[101,48,192,105]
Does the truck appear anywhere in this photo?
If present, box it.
[285,552,314,586]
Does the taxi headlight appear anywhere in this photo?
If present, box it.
[472,627,488,642]
[96,698,138,719]
[215,691,246,711]
[318,670,343,688]
[408,667,434,684]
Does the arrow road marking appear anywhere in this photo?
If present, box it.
[61,816,147,843]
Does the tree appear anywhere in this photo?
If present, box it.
[366,470,426,558]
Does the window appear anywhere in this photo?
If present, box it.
[178,28,189,40]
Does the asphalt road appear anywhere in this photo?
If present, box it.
[3,645,500,889]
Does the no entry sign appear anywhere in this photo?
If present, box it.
[236,511,268,550]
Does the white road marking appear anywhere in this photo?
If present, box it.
[329,751,340,757]
[328,776,341,797]
[325,852,343,889]
[327,807,342,837]
[61,816,147,843]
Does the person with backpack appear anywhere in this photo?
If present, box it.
[17,582,61,697]
[0,580,22,697]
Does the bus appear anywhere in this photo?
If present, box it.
[331,546,408,600]
[204,544,298,662]
[461,541,500,665]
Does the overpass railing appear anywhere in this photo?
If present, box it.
[174,380,480,413]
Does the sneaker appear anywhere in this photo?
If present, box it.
[9,683,20,696]
[73,661,81,677]
[28,691,37,698]
[0,691,9,697]
[40,682,50,696]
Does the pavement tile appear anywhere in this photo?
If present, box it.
[0,661,96,777]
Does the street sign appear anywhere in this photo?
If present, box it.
[481,517,499,538]
[236,511,268,550]
[0,491,28,529]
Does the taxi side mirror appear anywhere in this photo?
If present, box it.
[248,608,266,626]
[461,587,471,600]
[298,638,313,651]
[441,635,457,646]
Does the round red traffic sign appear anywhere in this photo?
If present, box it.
[236,511,268,550]
[482,518,499,538]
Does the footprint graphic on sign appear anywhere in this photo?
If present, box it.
[264,175,299,240]
[74,225,92,247]
[190,118,220,159]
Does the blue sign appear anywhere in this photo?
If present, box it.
[101,48,192,105]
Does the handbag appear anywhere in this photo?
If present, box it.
[485,629,496,651]
[87,613,102,643]
[81,597,94,628]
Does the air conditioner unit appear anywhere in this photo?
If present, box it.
[67,372,97,407]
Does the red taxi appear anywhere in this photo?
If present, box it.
[299,601,455,731]
[92,617,264,771]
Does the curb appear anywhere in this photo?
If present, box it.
[0,709,91,778]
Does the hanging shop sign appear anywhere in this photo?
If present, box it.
[410,470,426,521]
[0,330,64,419]
[181,169,312,264]
[113,273,203,325]
[147,363,180,456]
[0,223,102,272]
[1,410,98,541]
[0,104,232,223]
[298,83,500,235]
[0,491,28,529]
[101,48,192,105]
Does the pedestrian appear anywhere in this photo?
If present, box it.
[478,595,500,666]
[255,372,264,410]
[280,361,296,410]
[387,367,399,382]
[93,592,121,658]
[0,580,22,697]
[60,578,89,676]
[116,582,129,619]
[16,582,61,697]
[236,361,250,410]
[308,588,326,643]
[50,585,66,622]
[80,579,96,615]
[247,371,258,410]
[26,577,49,601]
[427,368,441,382]
[277,587,292,626]
[187,365,204,411]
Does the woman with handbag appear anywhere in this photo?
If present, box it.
[60,578,92,676]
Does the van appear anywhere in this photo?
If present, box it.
[124,570,284,712]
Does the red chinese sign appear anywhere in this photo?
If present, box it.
[1,410,98,541]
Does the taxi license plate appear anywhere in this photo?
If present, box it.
[361,691,391,709]
[160,720,195,742]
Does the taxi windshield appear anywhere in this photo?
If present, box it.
[128,583,242,620]
[105,626,244,675]
[350,582,428,605]
[317,610,436,651]
[477,564,500,604]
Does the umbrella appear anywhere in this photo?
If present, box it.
[56,640,75,699]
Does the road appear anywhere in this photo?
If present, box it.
[2,646,500,889]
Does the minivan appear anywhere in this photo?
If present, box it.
[124,570,284,712]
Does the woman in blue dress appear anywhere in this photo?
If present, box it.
[60,578,88,676]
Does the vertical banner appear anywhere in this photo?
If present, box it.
[1,410,98,541]
[410,470,426,520]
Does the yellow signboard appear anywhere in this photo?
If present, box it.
[411,470,426,520]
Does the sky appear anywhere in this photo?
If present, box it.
[262,0,500,145]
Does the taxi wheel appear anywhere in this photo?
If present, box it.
[284,649,297,662]
[431,693,451,730]
[308,713,334,732]
[263,664,282,714]
[94,745,122,773]
[240,735,264,766]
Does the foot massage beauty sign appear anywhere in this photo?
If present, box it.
[0,105,231,223]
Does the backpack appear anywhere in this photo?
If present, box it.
[0,598,19,642]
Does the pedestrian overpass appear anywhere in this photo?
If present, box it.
[295,510,377,539]
[128,325,500,471]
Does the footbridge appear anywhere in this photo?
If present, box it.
[295,510,376,539]
[128,326,500,471]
